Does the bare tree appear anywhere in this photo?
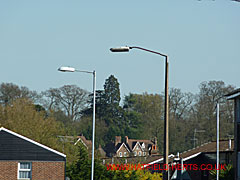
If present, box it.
[42,85,89,121]
[169,88,194,121]
[190,81,234,142]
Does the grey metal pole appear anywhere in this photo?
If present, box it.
[216,103,219,180]
[163,56,169,180]
[180,158,183,180]
[130,47,169,180]
[91,71,96,180]
[109,46,169,180]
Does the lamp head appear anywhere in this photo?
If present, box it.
[110,46,130,52]
[58,66,75,72]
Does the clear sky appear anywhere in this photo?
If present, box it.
[0,1,239,98]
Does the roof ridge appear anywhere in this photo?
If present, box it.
[181,141,212,155]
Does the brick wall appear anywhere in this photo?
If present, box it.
[0,161,18,180]
[0,161,65,180]
[32,161,65,180]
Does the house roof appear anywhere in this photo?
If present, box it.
[225,88,240,100]
[127,138,154,151]
[97,145,106,158]
[143,154,175,168]
[132,142,144,152]
[144,139,233,166]
[178,139,234,161]
[116,142,131,153]
[0,127,66,160]
[104,136,157,157]
[75,135,92,149]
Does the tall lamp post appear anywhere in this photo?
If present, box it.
[58,66,96,180]
[110,46,169,180]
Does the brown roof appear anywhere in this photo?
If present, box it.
[178,139,234,160]
[76,135,92,149]
[144,155,163,164]
[97,145,106,158]
[145,139,234,165]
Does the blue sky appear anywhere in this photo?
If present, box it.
[0,1,239,98]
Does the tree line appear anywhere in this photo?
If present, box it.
[0,77,235,159]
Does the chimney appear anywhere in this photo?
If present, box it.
[115,136,121,146]
[125,136,129,144]
[154,137,157,145]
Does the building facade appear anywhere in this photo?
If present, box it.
[226,88,240,180]
[105,136,158,158]
[0,127,66,180]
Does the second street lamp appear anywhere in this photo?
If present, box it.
[110,46,169,180]
[58,66,96,180]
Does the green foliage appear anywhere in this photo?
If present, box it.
[105,164,162,180]
[67,144,113,180]
[123,93,164,152]
[68,147,163,180]
[210,164,234,180]
[0,79,235,171]
[104,75,121,106]
[81,75,143,147]
[0,98,63,149]
[67,144,91,180]
[0,98,78,166]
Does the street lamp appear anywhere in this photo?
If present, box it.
[216,103,220,180]
[58,66,96,180]
[110,46,169,180]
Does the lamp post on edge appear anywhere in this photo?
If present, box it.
[110,46,169,180]
[216,102,219,180]
[58,66,96,180]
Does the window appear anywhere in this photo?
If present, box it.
[138,151,142,156]
[119,152,122,157]
[124,152,127,157]
[18,162,31,179]
[143,152,146,156]
[134,151,137,156]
